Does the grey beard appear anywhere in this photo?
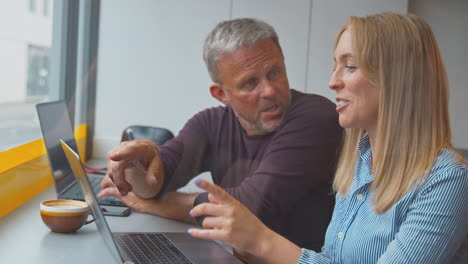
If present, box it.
[224,89,291,135]
[231,106,278,135]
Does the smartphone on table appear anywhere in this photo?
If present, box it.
[101,205,131,217]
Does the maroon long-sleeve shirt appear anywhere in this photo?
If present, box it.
[159,89,343,250]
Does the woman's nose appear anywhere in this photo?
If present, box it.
[328,72,343,91]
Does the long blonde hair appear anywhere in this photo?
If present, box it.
[333,12,461,213]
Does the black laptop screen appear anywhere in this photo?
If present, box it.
[36,101,80,192]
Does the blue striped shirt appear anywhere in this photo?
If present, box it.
[298,134,468,263]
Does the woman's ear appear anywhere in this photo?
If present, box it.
[209,83,230,105]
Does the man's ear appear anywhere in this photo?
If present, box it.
[209,83,229,105]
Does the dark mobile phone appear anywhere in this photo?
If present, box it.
[100,205,131,217]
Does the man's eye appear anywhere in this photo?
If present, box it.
[243,79,257,88]
[268,70,279,80]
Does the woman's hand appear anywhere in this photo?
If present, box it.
[188,179,302,264]
[188,179,269,255]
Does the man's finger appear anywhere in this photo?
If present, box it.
[108,141,137,161]
[108,160,133,196]
[114,180,133,196]
[195,179,232,203]
[101,174,115,189]
[109,140,155,162]
[98,186,121,198]
[145,163,158,185]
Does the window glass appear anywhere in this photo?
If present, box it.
[29,0,37,13]
[27,44,50,98]
[0,1,54,151]
[43,0,49,17]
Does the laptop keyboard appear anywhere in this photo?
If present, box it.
[114,233,192,264]
[62,176,123,205]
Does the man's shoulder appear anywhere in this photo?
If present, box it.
[272,89,342,142]
[175,105,234,142]
[290,89,336,112]
[191,105,231,122]
[286,89,339,124]
[186,104,237,133]
[196,105,228,115]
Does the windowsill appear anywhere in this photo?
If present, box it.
[0,124,88,217]
[0,100,44,152]
[0,139,46,174]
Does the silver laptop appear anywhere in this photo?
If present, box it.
[60,140,243,264]
[36,100,124,207]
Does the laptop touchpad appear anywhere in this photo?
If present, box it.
[164,233,243,264]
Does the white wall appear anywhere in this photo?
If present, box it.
[231,0,311,92]
[93,0,413,157]
[409,0,468,149]
[307,0,408,99]
[94,0,229,156]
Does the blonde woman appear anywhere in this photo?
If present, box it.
[188,12,468,263]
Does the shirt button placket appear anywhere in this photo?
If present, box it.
[337,232,344,239]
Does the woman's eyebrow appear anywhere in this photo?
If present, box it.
[333,52,353,62]
[339,53,353,60]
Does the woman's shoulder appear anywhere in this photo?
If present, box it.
[430,149,467,175]
[421,149,467,194]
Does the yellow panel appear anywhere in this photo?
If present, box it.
[75,124,88,162]
[0,155,53,218]
[0,124,88,173]
[0,139,46,174]
[0,123,88,217]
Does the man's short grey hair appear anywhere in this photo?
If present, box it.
[203,18,281,83]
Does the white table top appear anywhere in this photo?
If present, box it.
[0,186,204,264]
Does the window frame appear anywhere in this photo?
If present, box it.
[0,0,101,217]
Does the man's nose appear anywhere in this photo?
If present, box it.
[259,80,276,98]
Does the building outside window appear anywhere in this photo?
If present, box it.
[29,0,37,13]
[27,44,50,99]
[43,0,49,17]
[0,1,54,151]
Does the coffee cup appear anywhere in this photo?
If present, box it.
[40,199,94,233]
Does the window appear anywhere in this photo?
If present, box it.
[29,0,37,13]
[0,1,54,151]
[27,44,50,98]
[43,0,50,17]
[0,0,100,218]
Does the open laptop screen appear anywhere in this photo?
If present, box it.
[60,140,124,264]
[36,101,80,192]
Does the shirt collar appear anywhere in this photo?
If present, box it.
[358,133,371,159]
[358,132,374,182]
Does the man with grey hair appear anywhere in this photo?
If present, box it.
[100,18,342,252]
